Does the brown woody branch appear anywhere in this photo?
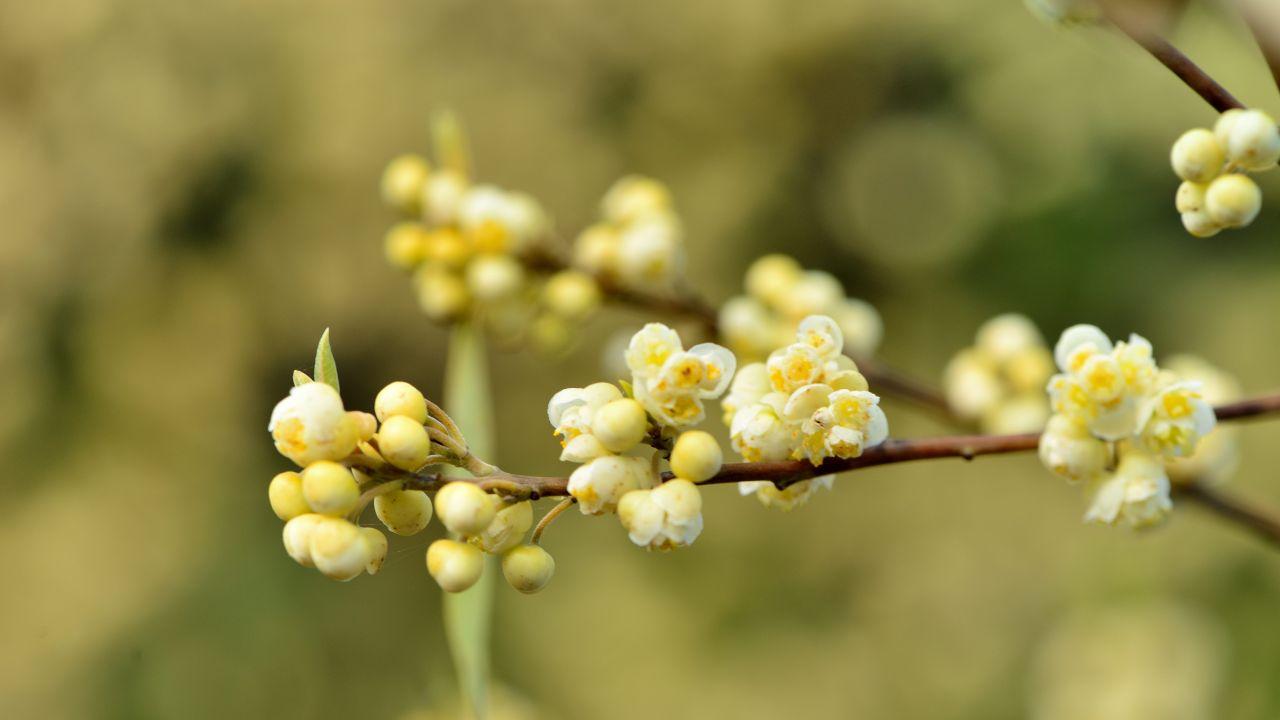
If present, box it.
[1174,481,1280,547]
[1104,5,1245,112]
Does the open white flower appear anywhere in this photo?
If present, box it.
[1083,451,1172,529]
[729,397,793,462]
[1038,414,1108,482]
[618,479,703,550]
[1138,382,1216,459]
[269,383,358,467]
[548,382,624,462]
[626,323,736,429]
[567,455,656,515]
[738,476,834,511]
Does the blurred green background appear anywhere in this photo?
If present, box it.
[5,0,1280,718]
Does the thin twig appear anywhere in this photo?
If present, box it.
[1174,481,1280,547]
[1236,0,1280,97]
[1105,6,1245,112]
[531,498,576,544]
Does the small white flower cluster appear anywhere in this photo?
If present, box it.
[380,153,601,352]
[725,316,888,510]
[1039,325,1217,528]
[719,254,882,362]
[1170,109,1279,237]
[549,324,731,550]
[573,176,685,291]
[269,376,553,593]
[943,314,1054,433]
[1162,355,1241,485]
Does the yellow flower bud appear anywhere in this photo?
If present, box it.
[301,461,360,516]
[745,254,802,308]
[574,224,620,277]
[384,222,428,269]
[1180,211,1221,238]
[501,544,555,594]
[1170,128,1224,183]
[435,481,497,536]
[282,513,325,567]
[422,169,468,225]
[374,489,434,536]
[268,471,311,521]
[473,499,533,554]
[422,228,472,268]
[1223,108,1280,171]
[590,398,648,453]
[380,154,431,214]
[602,175,672,224]
[1175,181,1207,214]
[426,538,484,593]
[414,266,470,321]
[376,415,432,471]
[669,430,723,482]
[465,254,524,302]
[374,381,429,424]
[347,411,377,442]
[543,270,601,320]
[310,517,368,581]
[1205,174,1261,229]
[361,527,388,575]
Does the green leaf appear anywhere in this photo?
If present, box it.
[313,328,340,394]
[619,379,633,398]
[292,370,313,387]
[442,323,494,719]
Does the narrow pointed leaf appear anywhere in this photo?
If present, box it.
[292,370,313,387]
[313,328,340,394]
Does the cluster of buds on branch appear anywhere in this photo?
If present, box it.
[1171,109,1280,236]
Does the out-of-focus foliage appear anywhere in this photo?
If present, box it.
[3,0,1280,717]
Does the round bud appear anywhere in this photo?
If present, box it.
[426,539,484,593]
[1205,174,1262,228]
[423,228,472,268]
[473,499,533,554]
[574,224,620,276]
[347,411,378,442]
[434,481,497,536]
[591,398,648,453]
[374,489,433,536]
[501,544,555,594]
[1175,181,1208,214]
[1223,109,1280,171]
[1170,128,1224,183]
[465,254,524,302]
[374,381,428,424]
[310,517,368,581]
[268,471,310,521]
[543,270,601,320]
[669,430,723,482]
[383,222,427,269]
[282,513,325,567]
[301,461,360,516]
[422,170,468,225]
[1214,108,1244,147]
[361,527,388,575]
[745,254,802,307]
[376,415,432,471]
[1181,211,1222,238]
[414,266,470,321]
[380,154,430,213]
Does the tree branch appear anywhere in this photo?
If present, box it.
[1174,481,1280,547]
[1105,6,1245,112]
[381,392,1280,501]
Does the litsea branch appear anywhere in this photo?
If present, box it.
[1104,5,1245,112]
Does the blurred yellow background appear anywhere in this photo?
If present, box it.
[4,0,1280,718]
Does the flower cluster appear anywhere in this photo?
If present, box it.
[943,313,1054,433]
[549,324,731,550]
[725,316,889,510]
[1162,355,1241,485]
[572,176,685,292]
[380,152,601,352]
[1038,325,1217,528]
[718,254,882,362]
[1170,109,1279,237]
[268,345,554,593]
